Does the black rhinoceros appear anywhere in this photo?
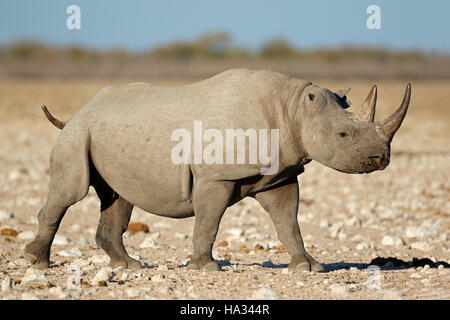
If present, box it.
[25,69,410,272]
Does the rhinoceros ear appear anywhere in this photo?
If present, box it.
[336,88,351,99]
[333,88,352,109]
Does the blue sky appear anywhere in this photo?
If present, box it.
[0,0,448,53]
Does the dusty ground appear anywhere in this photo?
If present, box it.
[0,77,449,300]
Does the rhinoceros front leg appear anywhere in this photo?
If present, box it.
[187,179,235,271]
[255,182,324,272]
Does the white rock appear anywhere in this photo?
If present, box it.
[319,219,331,228]
[296,280,305,287]
[174,232,188,239]
[0,209,14,220]
[330,283,349,297]
[49,286,68,298]
[153,221,172,228]
[53,235,72,245]
[22,268,48,286]
[70,258,90,268]
[379,289,403,300]
[92,267,114,283]
[1,276,13,292]
[410,242,433,251]
[21,292,39,300]
[57,248,82,258]
[12,258,31,267]
[79,235,90,246]
[281,268,289,274]
[226,228,245,238]
[9,169,27,181]
[70,224,80,232]
[129,254,140,261]
[405,222,440,239]
[345,216,363,227]
[140,236,160,249]
[356,241,373,251]
[157,264,168,272]
[409,272,422,279]
[351,234,364,242]
[330,223,344,239]
[18,230,36,240]
[150,274,167,283]
[250,288,280,300]
[125,288,141,298]
[89,255,109,265]
[382,235,405,247]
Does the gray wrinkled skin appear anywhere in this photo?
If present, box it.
[25,69,411,272]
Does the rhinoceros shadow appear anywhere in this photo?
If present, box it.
[176,257,449,272]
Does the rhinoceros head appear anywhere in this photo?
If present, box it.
[298,83,411,174]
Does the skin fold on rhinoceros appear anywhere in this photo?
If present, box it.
[25,69,411,272]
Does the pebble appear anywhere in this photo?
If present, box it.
[405,223,439,239]
[57,248,82,258]
[21,292,39,300]
[379,289,403,300]
[89,255,109,265]
[150,274,167,283]
[330,283,349,297]
[92,267,114,283]
[296,280,305,287]
[0,209,14,221]
[1,276,13,292]
[18,230,36,240]
[71,258,90,268]
[22,268,49,286]
[53,235,72,245]
[140,236,160,249]
[153,222,172,228]
[319,219,331,228]
[125,288,141,298]
[410,242,433,252]
[250,288,280,300]
[79,235,90,246]
[9,169,27,181]
[12,258,31,267]
[49,286,68,299]
[356,241,373,251]
[345,216,363,227]
[174,232,188,239]
[381,235,405,247]
[329,223,344,239]
[226,228,245,238]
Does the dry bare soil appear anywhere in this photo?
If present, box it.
[0,77,449,300]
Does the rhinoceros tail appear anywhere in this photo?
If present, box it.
[41,105,66,129]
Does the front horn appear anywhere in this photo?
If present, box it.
[377,84,411,142]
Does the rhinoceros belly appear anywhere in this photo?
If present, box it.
[88,119,194,218]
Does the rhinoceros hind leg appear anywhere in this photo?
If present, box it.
[25,128,91,269]
[91,165,141,269]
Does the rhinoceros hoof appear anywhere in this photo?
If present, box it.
[187,261,222,272]
[288,258,325,273]
[24,242,50,269]
[109,258,142,270]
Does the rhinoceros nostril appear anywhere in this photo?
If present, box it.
[368,155,384,167]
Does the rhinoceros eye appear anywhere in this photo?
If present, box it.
[308,94,315,101]
[338,132,348,138]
